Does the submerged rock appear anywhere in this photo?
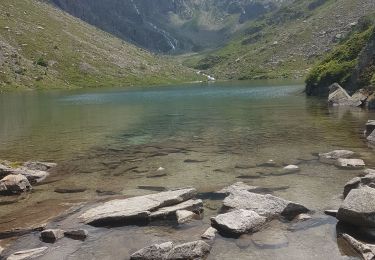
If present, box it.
[0,175,31,195]
[23,161,57,171]
[130,240,211,260]
[216,182,258,195]
[79,188,197,226]
[201,227,217,241]
[337,187,375,227]
[223,189,309,220]
[7,247,48,260]
[211,209,266,236]
[281,165,300,174]
[40,229,64,243]
[319,150,355,164]
[252,229,289,249]
[257,160,279,167]
[12,168,49,184]
[335,158,365,169]
[328,83,361,107]
[365,120,375,137]
[341,233,375,260]
[64,229,88,240]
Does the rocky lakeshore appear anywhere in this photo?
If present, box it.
[0,147,375,259]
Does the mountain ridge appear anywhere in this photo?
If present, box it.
[0,0,200,90]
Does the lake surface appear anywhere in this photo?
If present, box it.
[1,80,375,259]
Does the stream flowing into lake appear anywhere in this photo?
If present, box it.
[1,80,375,259]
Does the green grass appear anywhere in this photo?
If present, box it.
[180,0,373,81]
[305,18,375,95]
[0,0,202,91]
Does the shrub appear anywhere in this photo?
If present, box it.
[35,57,48,67]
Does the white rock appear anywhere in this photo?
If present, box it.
[211,209,266,235]
[319,150,355,164]
[79,188,197,225]
[7,247,48,260]
[176,210,197,224]
[0,175,31,195]
[201,227,217,240]
[335,158,365,169]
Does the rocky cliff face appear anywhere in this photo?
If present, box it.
[48,0,291,53]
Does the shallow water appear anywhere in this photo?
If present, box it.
[0,80,374,259]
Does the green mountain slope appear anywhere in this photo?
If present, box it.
[0,0,199,90]
[183,0,375,81]
[306,17,375,95]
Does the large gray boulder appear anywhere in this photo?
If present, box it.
[223,190,309,220]
[341,233,375,260]
[328,83,361,107]
[79,188,198,226]
[0,175,31,195]
[130,240,211,260]
[337,187,375,227]
[7,247,48,260]
[319,150,355,164]
[343,170,375,198]
[211,209,266,236]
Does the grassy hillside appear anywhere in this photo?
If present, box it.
[182,0,375,81]
[0,0,200,90]
[306,17,375,95]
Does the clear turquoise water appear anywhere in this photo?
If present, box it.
[1,81,374,259]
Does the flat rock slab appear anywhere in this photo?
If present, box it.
[79,188,197,226]
[211,209,266,236]
[319,150,355,164]
[130,240,211,260]
[149,199,203,219]
[335,158,365,169]
[7,247,48,260]
[337,187,375,227]
[223,189,309,220]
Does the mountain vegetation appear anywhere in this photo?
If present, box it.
[0,0,200,90]
[183,0,375,81]
[306,15,375,95]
